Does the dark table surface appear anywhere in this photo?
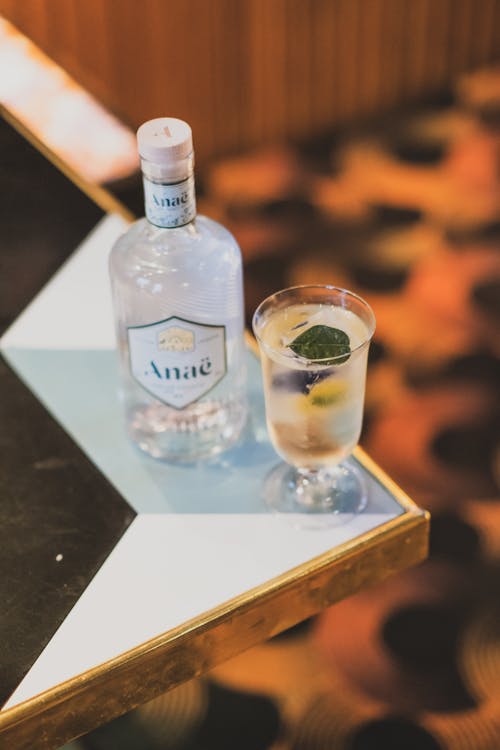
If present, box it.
[0,116,136,706]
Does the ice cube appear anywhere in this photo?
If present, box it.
[280,310,327,347]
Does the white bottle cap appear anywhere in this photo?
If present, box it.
[137,118,193,164]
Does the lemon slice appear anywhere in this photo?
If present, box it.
[291,393,311,414]
[308,379,348,407]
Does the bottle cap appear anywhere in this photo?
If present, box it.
[137,118,193,164]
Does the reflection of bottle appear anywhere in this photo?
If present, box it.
[109,118,247,461]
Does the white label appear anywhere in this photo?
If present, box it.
[128,316,226,409]
[143,175,196,228]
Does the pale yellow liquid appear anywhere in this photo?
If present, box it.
[259,303,370,469]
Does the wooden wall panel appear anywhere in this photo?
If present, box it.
[2,0,500,163]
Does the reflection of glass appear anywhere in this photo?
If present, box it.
[253,285,375,527]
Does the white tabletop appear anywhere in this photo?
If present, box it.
[0,214,416,715]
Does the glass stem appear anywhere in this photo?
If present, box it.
[294,467,338,509]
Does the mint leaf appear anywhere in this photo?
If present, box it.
[289,324,350,364]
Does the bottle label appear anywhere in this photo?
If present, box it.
[127,316,227,409]
[143,175,196,228]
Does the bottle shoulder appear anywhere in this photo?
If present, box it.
[195,214,238,244]
[109,214,242,280]
[111,215,239,255]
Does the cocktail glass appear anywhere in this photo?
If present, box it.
[252,285,375,527]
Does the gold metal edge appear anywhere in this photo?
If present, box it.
[0,510,428,749]
[353,445,428,517]
[1,104,135,223]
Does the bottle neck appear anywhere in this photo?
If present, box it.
[140,155,197,229]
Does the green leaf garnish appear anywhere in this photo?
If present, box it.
[289,324,351,364]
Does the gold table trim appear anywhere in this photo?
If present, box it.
[0,448,428,750]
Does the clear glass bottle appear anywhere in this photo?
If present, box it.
[109,118,247,461]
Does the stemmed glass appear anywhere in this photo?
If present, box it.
[253,285,375,528]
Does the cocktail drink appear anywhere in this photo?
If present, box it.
[253,285,375,526]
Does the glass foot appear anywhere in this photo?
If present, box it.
[263,461,368,529]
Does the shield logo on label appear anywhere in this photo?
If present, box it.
[127,316,227,409]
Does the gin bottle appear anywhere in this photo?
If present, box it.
[109,118,247,461]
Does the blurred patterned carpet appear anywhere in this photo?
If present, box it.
[86,68,500,750]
